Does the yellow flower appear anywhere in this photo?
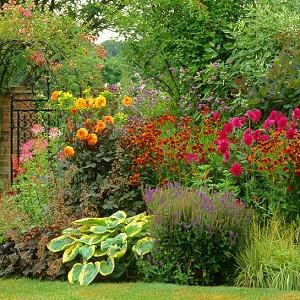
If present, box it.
[122,96,133,107]
[87,133,98,146]
[87,98,95,108]
[50,91,62,101]
[103,115,114,125]
[75,98,87,109]
[94,95,106,108]
[64,146,75,158]
[95,120,106,133]
[76,128,89,141]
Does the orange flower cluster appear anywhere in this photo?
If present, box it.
[122,115,217,185]
[247,131,300,175]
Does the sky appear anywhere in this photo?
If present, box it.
[97,29,120,43]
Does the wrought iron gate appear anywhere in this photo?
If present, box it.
[10,92,60,182]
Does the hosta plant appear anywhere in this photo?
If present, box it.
[47,211,153,285]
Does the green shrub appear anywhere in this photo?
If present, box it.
[47,211,154,285]
[235,217,300,291]
[138,184,252,285]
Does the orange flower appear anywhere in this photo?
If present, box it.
[50,91,61,101]
[64,146,75,158]
[76,128,89,140]
[75,98,87,109]
[103,115,114,125]
[87,133,98,146]
[95,121,106,133]
[122,96,133,107]
[94,96,106,108]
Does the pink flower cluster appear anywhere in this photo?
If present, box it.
[31,124,45,135]
[19,138,48,163]
[214,107,300,177]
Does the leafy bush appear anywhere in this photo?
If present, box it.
[138,185,252,285]
[235,217,300,291]
[0,226,67,280]
[47,211,154,285]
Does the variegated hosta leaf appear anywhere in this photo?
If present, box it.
[89,225,114,235]
[62,228,81,235]
[79,245,96,262]
[110,211,126,223]
[98,257,115,276]
[125,222,143,237]
[47,235,76,252]
[108,241,127,258]
[94,247,107,257]
[79,234,109,245]
[73,217,107,227]
[125,212,147,225]
[79,263,99,285]
[132,237,154,256]
[68,263,82,284]
[114,233,127,244]
[106,219,121,229]
[63,243,82,263]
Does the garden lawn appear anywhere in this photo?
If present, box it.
[0,279,300,300]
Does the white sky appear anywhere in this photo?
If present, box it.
[97,29,121,43]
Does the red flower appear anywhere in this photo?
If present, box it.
[286,128,298,139]
[229,163,243,177]
[292,107,300,122]
[217,138,230,154]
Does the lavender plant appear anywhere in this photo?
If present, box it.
[139,184,253,285]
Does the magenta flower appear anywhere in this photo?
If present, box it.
[245,109,261,123]
[292,107,300,122]
[212,111,220,122]
[243,129,253,147]
[229,163,243,177]
[230,116,246,128]
[217,138,230,154]
[184,153,199,164]
[286,128,298,139]
[277,116,287,130]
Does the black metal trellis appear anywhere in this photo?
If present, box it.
[10,93,60,183]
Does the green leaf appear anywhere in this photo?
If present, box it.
[63,243,81,263]
[125,222,143,237]
[125,212,147,225]
[98,257,115,276]
[62,228,81,235]
[110,211,127,223]
[47,235,76,253]
[68,263,82,284]
[79,262,99,285]
[94,247,107,257]
[114,233,127,244]
[89,225,113,235]
[73,217,107,227]
[108,242,127,258]
[79,245,96,262]
[132,237,154,256]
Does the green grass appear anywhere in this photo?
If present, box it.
[0,279,300,300]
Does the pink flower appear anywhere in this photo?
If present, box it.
[49,127,62,139]
[243,129,253,147]
[222,122,234,135]
[184,153,199,164]
[277,116,287,130]
[230,116,246,128]
[223,150,230,163]
[31,124,44,135]
[229,163,243,177]
[217,138,230,154]
[259,134,269,141]
[263,119,275,130]
[292,107,300,122]
[212,111,220,122]
[252,129,261,141]
[22,9,32,18]
[286,128,298,139]
[245,109,261,123]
